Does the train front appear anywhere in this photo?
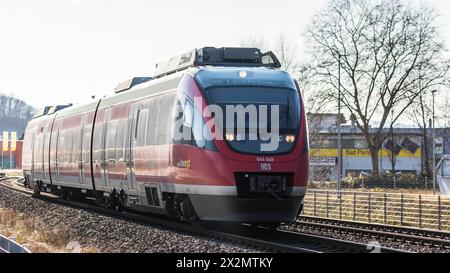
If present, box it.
[171,66,309,224]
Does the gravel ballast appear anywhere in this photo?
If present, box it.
[0,186,260,253]
[2,183,445,253]
[281,223,450,253]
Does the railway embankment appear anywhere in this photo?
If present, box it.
[0,183,259,253]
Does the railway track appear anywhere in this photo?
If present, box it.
[0,177,406,253]
[294,215,450,250]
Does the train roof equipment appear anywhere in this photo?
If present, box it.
[32,104,73,119]
[114,77,153,94]
[47,104,73,115]
[153,47,282,79]
[32,106,53,119]
[112,47,282,94]
[33,47,283,119]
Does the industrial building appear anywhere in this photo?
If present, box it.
[1,113,449,177]
[308,113,450,181]
[0,140,23,169]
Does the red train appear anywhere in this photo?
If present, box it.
[22,47,309,225]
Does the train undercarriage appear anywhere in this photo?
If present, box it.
[25,175,299,229]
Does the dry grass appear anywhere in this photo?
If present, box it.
[0,207,100,253]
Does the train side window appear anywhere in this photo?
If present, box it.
[116,120,125,160]
[58,133,65,163]
[147,97,160,145]
[107,121,118,161]
[137,109,149,146]
[72,128,77,163]
[93,122,103,161]
[67,129,72,163]
[70,128,74,163]
[83,129,91,163]
[157,95,170,145]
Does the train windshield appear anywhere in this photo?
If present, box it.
[203,86,301,154]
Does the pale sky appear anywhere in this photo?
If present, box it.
[1,0,450,109]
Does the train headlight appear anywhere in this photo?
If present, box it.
[225,133,235,141]
[239,70,248,78]
[285,135,296,143]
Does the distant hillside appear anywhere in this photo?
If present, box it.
[0,93,35,139]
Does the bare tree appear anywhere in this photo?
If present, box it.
[240,36,268,52]
[305,0,450,176]
[0,92,35,138]
[274,34,300,77]
[241,34,300,76]
[408,88,433,178]
[384,131,400,174]
[241,35,335,182]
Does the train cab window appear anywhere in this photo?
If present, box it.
[82,130,91,163]
[203,86,300,154]
[183,100,193,128]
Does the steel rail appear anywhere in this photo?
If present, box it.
[297,215,450,248]
[0,177,406,253]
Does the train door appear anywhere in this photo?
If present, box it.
[126,103,140,190]
[40,129,46,180]
[30,132,36,182]
[115,117,128,190]
[46,116,57,184]
[49,120,58,183]
[78,114,87,185]
[54,123,62,182]
[42,121,51,181]
[32,129,41,180]
[100,109,111,187]
[81,112,93,187]
[105,119,118,188]
[42,120,53,181]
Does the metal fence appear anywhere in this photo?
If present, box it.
[302,189,450,231]
[307,178,434,191]
[0,235,31,253]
